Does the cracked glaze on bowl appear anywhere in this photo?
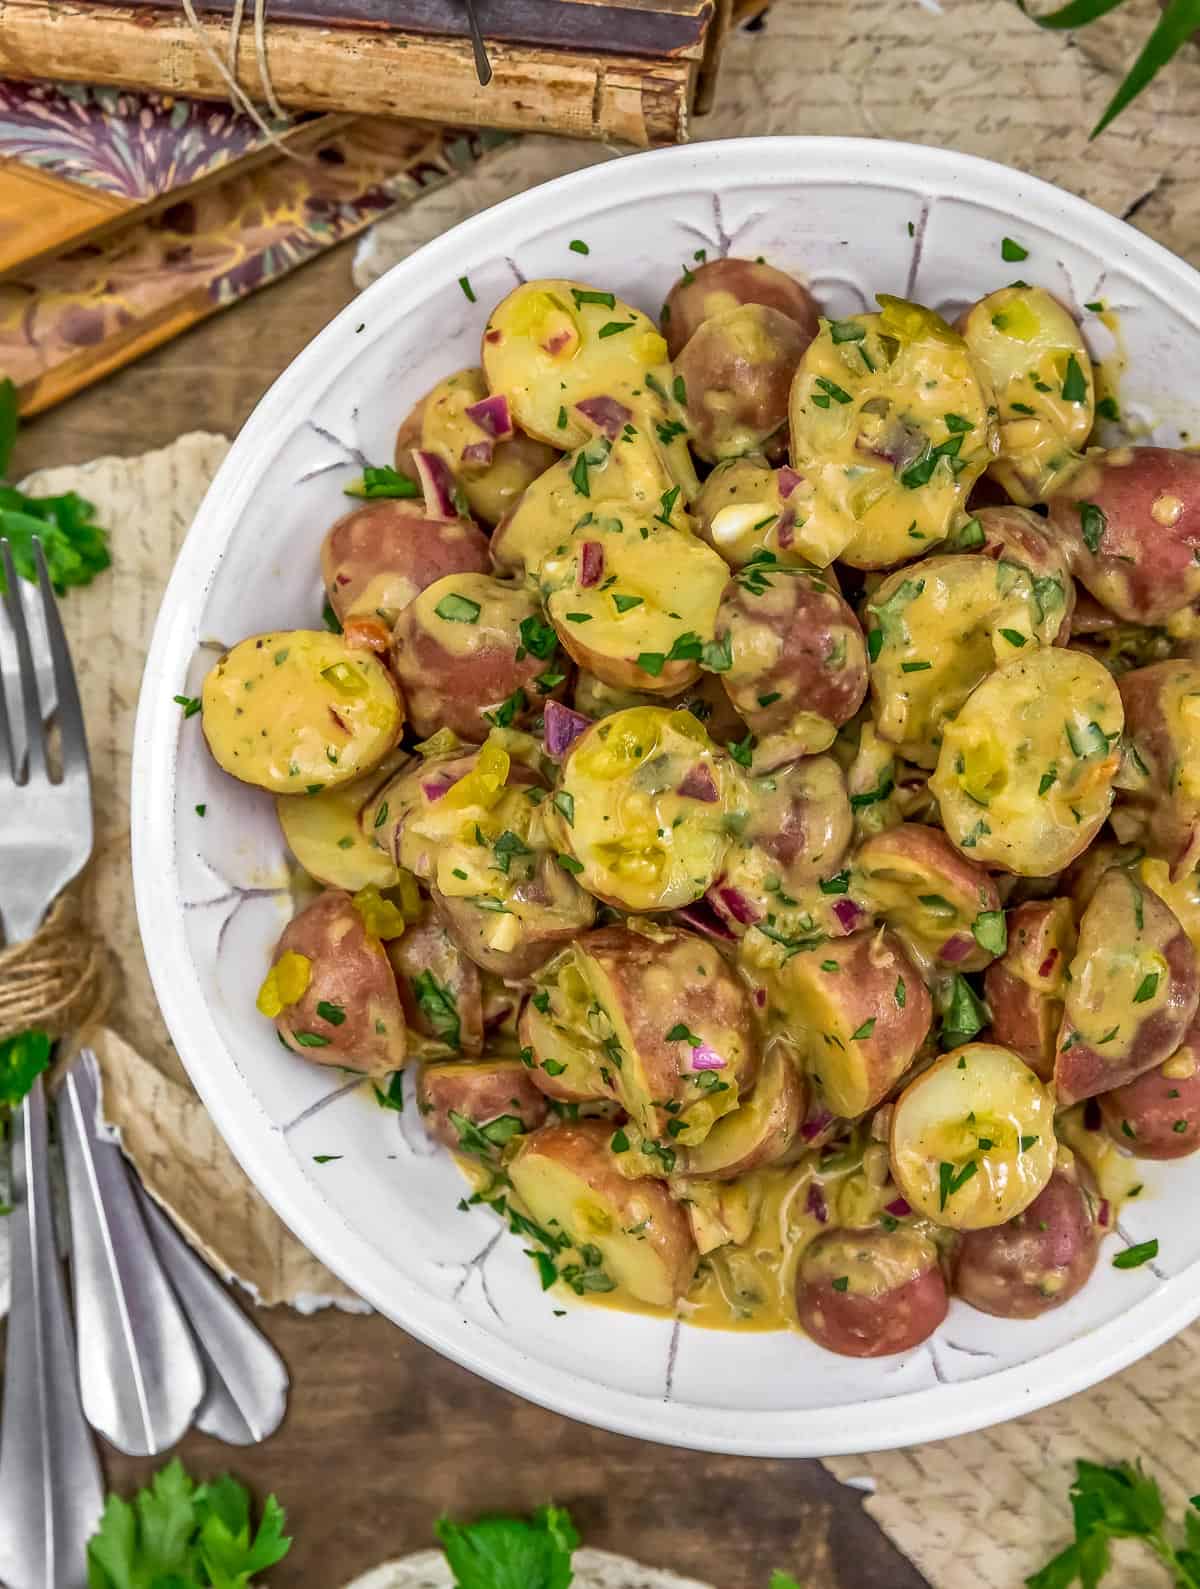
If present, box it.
[132,138,1200,1457]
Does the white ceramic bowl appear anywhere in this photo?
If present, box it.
[133,136,1200,1457]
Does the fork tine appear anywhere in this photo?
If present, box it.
[33,539,89,780]
[0,539,46,780]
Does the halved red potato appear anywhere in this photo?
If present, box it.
[518,987,611,1104]
[951,1169,1098,1317]
[983,898,1076,1080]
[1046,447,1200,624]
[1116,660,1200,880]
[844,720,906,841]
[959,285,1093,504]
[528,922,758,1145]
[1099,1021,1200,1159]
[417,1058,548,1151]
[715,562,867,756]
[508,1120,698,1307]
[490,419,696,580]
[1139,855,1200,956]
[889,1044,1057,1229]
[257,889,407,1074]
[406,366,559,526]
[481,280,670,450]
[753,929,932,1119]
[930,647,1123,875]
[710,755,854,936]
[854,823,1004,973]
[1054,866,1199,1105]
[366,737,597,978]
[680,1045,806,1179]
[539,518,728,696]
[661,256,820,361]
[321,499,490,629]
[386,910,484,1055]
[693,456,812,569]
[201,630,404,796]
[393,395,424,475]
[433,863,596,981]
[795,1226,947,1357]
[866,555,1059,768]
[545,706,737,912]
[790,297,996,570]
[675,304,811,463]
[967,505,1074,642]
[276,750,405,892]
[389,572,567,742]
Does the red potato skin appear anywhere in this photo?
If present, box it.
[717,570,868,736]
[1054,869,1200,1105]
[322,501,490,627]
[984,899,1076,1080]
[512,1119,699,1301]
[675,304,811,464]
[742,756,853,887]
[854,823,1003,973]
[662,257,821,361]
[389,576,568,741]
[433,867,595,981]
[517,1000,604,1104]
[580,924,760,1124]
[385,912,484,1055]
[1046,448,1200,624]
[1099,1028,1200,1158]
[795,1228,948,1358]
[271,890,406,1075]
[1118,661,1200,880]
[952,1170,1098,1318]
[417,1059,548,1150]
[973,505,1075,643]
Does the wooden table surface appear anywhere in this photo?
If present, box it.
[13,243,930,1589]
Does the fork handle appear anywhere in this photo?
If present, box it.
[0,1074,104,1589]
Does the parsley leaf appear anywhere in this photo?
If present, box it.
[0,1028,50,1110]
[413,970,462,1050]
[343,465,419,500]
[87,1458,292,1589]
[436,1504,579,1589]
[1024,1458,1200,1589]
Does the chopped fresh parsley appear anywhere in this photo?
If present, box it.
[343,465,419,500]
[1001,237,1029,261]
[434,592,481,624]
[458,275,476,302]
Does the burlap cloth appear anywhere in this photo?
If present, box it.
[8,2,1200,1582]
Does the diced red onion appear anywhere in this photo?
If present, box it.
[778,466,802,499]
[464,393,513,439]
[832,898,863,933]
[776,508,795,550]
[677,764,718,803]
[754,987,766,1008]
[575,395,632,440]
[485,1002,514,1031]
[413,450,457,520]
[801,1108,834,1141]
[1083,1098,1102,1131]
[884,1196,911,1217]
[1097,1199,1111,1229]
[941,933,975,964]
[1037,948,1060,979]
[461,439,494,467]
[543,328,573,355]
[579,541,604,588]
[690,1043,726,1071]
[710,885,760,925]
[543,700,590,759]
[806,1182,829,1223]
[671,901,737,942]
[421,774,456,802]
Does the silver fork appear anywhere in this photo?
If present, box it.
[0,537,103,1589]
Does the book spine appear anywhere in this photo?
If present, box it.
[0,0,694,146]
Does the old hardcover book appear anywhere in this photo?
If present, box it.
[0,78,348,279]
[0,117,508,414]
[0,0,719,145]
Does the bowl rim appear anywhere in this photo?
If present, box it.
[132,134,1200,1457]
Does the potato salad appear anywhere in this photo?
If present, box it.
[198,250,1200,1359]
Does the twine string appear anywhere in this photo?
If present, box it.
[178,0,303,157]
[0,892,113,1050]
